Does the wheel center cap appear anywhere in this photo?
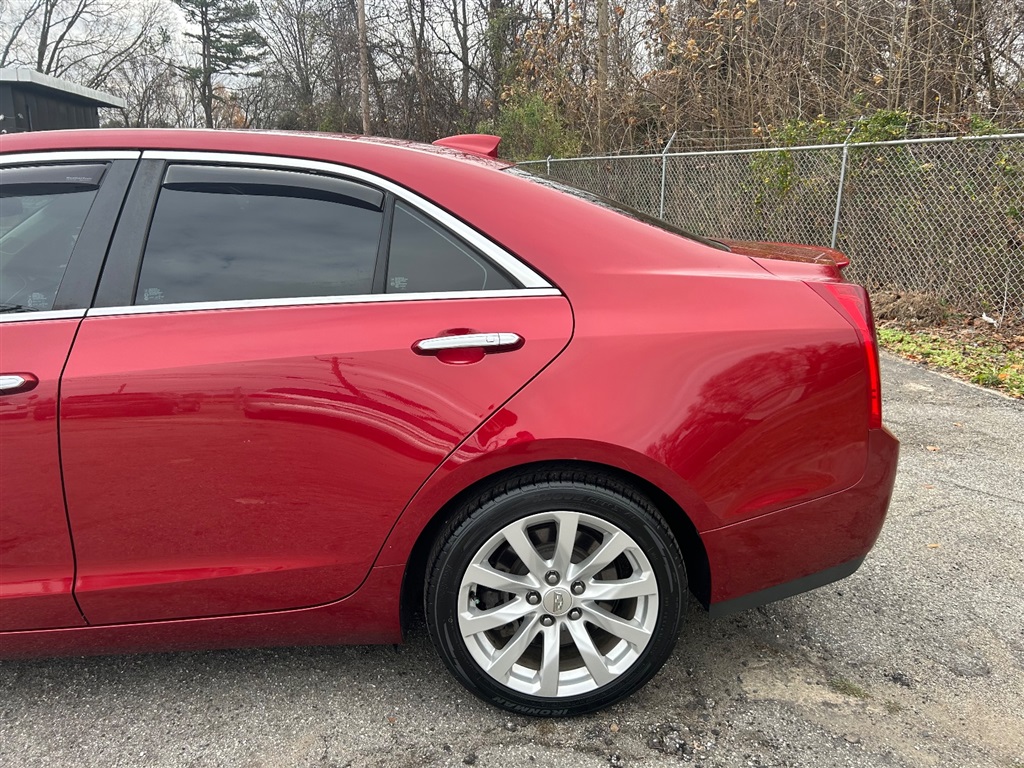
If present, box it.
[542,587,572,616]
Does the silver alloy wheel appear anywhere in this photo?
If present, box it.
[457,510,660,698]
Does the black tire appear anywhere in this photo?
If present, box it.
[424,468,685,716]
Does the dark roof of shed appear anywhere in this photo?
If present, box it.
[0,68,125,109]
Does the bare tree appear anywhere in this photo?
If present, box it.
[1,0,169,90]
[0,0,46,68]
[256,0,329,127]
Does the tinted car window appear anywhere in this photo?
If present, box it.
[136,166,384,305]
[386,201,514,293]
[0,164,105,312]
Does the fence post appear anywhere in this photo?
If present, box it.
[830,122,859,250]
[659,131,678,219]
[546,155,552,176]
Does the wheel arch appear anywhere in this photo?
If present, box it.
[398,458,712,635]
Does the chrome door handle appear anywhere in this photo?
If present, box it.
[0,374,39,395]
[413,333,523,354]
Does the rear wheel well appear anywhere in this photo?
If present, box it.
[400,459,711,632]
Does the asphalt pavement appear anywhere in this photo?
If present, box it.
[2,353,1022,768]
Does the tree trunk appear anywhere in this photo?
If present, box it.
[201,3,214,128]
[596,0,608,153]
[459,0,470,122]
[356,0,371,134]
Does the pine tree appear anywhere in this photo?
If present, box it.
[174,0,265,128]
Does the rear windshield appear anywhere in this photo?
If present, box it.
[506,167,730,252]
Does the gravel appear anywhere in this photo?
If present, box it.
[2,353,1023,768]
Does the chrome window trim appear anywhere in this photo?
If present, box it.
[141,150,553,290]
[0,151,141,166]
[0,309,87,324]
[86,288,562,317]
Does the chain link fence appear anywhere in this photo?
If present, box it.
[519,134,1024,322]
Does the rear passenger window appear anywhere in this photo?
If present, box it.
[0,163,105,312]
[386,201,514,293]
[136,165,384,305]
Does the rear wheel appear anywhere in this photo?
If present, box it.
[424,470,685,716]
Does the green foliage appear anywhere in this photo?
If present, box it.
[996,153,1021,178]
[759,109,1006,149]
[878,328,1024,398]
[480,93,581,161]
[174,0,265,127]
[771,115,851,146]
[748,151,798,207]
[746,112,914,212]
[828,677,871,699]
[174,0,265,75]
[764,110,913,148]
[849,110,913,143]
[965,115,1003,136]
[745,110,1018,214]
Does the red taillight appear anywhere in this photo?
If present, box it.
[808,282,883,430]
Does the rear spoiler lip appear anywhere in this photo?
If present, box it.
[720,239,851,270]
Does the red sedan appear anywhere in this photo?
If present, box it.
[0,129,898,716]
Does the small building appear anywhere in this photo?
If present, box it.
[0,68,124,133]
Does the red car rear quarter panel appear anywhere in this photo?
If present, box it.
[352,159,878,603]
[379,272,872,580]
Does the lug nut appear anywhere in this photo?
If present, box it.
[545,570,560,585]
[570,581,585,595]
[568,608,582,621]
[540,615,555,627]
[526,591,541,605]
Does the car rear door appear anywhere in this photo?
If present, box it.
[60,153,572,625]
[0,152,136,631]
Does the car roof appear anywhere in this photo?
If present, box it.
[0,128,514,170]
